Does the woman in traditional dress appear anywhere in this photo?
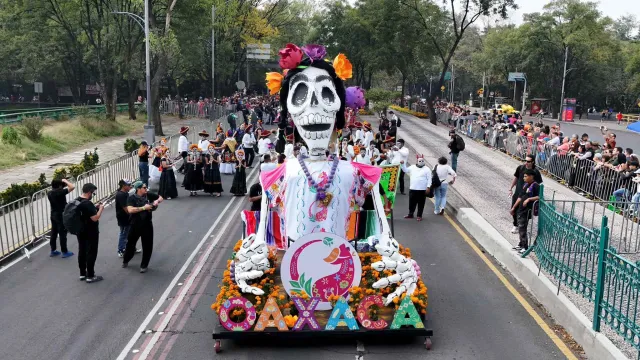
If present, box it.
[184,144,204,196]
[203,145,224,197]
[219,130,238,175]
[230,149,247,196]
[158,148,178,199]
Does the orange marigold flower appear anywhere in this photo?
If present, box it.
[333,53,352,80]
[266,72,284,95]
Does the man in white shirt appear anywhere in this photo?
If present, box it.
[546,132,561,147]
[241,124,256,167]
[257,130,272,163]
[365,143,380,165]
[260,154,278,172]
[390,139,409,194]
[177,126,190,173]
[353,122,364,144]
[401,155,432,221]
[284,133,295,159]
[197,130,210,152]
[362,122,374,147]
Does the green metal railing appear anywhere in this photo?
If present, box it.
[0,104,129,124]
[528,184,640,355]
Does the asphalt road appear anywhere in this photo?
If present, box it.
[0,159,577,359]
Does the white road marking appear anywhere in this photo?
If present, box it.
[115,167,258,360]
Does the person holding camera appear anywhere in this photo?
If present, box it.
[47,178,75,258]
[75,183,104,283]
[122,181,163,273]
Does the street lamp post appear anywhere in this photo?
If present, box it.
[212,5,215,100]
[113,0,154,144]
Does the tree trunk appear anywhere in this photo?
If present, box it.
[400,74,406,107]
[127,79,137,120]
[102,79,116,121]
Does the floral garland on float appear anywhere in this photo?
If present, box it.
[211,43,431,344]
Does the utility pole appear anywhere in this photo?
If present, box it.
[559,46,569,121]
[211,5,215,100]
[143,0,154,144]
[481,71,486,110]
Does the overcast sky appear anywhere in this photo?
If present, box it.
[506,0,640,25]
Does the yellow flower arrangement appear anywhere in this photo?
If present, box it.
[211,245,428,321]
[389,105,428,119]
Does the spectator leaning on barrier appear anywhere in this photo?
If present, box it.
[48,178,75,258]
[510,169,540,254]
[612,162,640,202]
[509,155,543,234]
[631,170,640,216]
[122,181,164,273]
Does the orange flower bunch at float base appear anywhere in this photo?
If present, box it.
[283,315,298,328]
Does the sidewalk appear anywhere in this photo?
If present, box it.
[0,117,203,192]
[378,111,638,358]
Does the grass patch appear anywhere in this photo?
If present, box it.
[0,115,145,170]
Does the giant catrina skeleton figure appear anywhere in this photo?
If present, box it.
[234,44,417,305]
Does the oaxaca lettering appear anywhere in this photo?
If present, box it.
[218,295,424,332]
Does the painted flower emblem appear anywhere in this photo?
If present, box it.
[279,43,304,69]
[302,44,327,61]
[339,280,349,289]
[265,72,284,95]
[333,53,353,80]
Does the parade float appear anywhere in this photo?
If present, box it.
[211,43,433,353]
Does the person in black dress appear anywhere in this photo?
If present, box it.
[230,149,247,196]
[158,149,178,199]
[184,145,204,196]
[203,146,224,197]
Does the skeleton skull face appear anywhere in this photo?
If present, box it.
[287,67,341,155]
[417,157,426,167]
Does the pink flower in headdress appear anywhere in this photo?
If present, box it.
[278,43,304,70]
[345,86,365,110]
[301,44,327,61]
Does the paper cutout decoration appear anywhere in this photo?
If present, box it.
[254,297,289,331]
[356,295,389,330]
[390,296,425,329]
[325,297,359,330]
[292,297,322,331]
[218,296,257,331]
[281,233,362,310]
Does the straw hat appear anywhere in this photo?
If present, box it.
[198,130,210,137]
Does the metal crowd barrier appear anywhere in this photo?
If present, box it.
[453,117,639,206]
[159,100,231,121]
[0,124,198,262]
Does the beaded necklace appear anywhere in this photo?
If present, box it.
[297,154,340,206]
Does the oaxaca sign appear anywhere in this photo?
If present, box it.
[281,233,362,310]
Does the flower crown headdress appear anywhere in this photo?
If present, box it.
[265,43,353,96]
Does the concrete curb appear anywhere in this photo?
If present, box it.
[453,207,628,360]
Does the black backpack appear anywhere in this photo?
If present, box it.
[63,199,84,235]
[431,165,442,188]
[455,135,465,151]
[396,117,401,128]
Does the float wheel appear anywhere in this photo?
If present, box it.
[214,340,222,353]
[425,337,432,350]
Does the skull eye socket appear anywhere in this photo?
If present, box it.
[321,86,335,104]
[292,83,309,106]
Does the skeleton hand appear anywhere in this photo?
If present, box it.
[371,233,418,306]
[234,234,271,295]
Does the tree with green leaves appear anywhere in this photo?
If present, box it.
[400,0,517,124]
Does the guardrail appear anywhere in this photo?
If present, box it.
[530,185,640,356]
[0,103,130,124]
[447,114,639,208]
[0,103,231,263]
